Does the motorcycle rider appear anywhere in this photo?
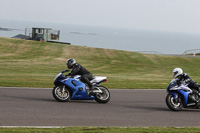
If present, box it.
[66,58,95,94]
[173,68,200,102]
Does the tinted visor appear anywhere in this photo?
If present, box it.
[173,72,178,76]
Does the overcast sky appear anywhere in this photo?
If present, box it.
[1,0,200,34]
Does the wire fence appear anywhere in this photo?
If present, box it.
[135,51,163,55]
[182,49,200,55]
[136,49,200,55]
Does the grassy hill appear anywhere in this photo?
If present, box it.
[0,37,200,89]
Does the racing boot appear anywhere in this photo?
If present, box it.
[86,86,96,97]
[89,86,96,94]
[196,101,200,109]
[189,93,197,102]
[86,89,90,96]
[192,90,200,107]
[196,87,200,108]
[196,96,200,109]
[85,85,91,96]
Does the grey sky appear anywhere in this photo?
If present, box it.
[1,0,200,33]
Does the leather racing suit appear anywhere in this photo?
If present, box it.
[178,73,200,93]
[70,63,93,88]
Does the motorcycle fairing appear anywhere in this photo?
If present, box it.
[61,78,94,100]
[178,89,192,107]
[71,75,107,84]
[167,78,193,107]
[169,90,191,107]
[54,73,66,86]
[91,76,107,84]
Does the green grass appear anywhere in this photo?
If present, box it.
[1,37,200,89]
[1,127,200,133]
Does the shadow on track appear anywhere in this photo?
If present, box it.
[69,100,97,104]
[7,96,56,102]
[123,105,200,112]
[123,105,169,111]
[6,95,98,104]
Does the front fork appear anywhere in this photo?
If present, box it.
[170,93,179,103]
[58,85,66,95]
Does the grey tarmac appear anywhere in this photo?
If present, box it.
[0,87,200,127]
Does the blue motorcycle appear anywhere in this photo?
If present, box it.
[52,70,110,103]
[166,79,200,111]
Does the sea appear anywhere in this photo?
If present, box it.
[0,19,200,55]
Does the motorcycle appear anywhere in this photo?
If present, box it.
[166,79,200,111]
[52,70,110,103]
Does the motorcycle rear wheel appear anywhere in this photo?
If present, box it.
[94,86,110,103]
[166,94,183,111]
[52,85,70,102]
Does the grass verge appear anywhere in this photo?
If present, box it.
[1,37,200,89]
[1,127,200,133]
[0,127,200,133]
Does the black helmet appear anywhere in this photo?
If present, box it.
[66,58,76,69]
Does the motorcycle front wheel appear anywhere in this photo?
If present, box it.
[166,94,183,111]
[52,85,70,102]
[94,86,110,103]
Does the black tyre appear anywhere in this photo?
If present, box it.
[52,85,70,102]
[94,86,110,103]
[166,94,183,111]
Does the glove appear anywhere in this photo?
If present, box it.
[61,70,67,73]
[65,73,71,77]
[176,79,181,85]
[66,69,71,72]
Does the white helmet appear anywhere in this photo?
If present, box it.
[173,68,183,79]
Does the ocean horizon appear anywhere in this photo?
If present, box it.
[0,19,200,54]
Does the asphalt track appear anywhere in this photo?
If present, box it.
[0,87,200,127]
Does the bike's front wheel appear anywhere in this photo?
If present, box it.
[52,85,70,102]
[166,94,183,111]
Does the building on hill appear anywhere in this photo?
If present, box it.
[25,27,60,42]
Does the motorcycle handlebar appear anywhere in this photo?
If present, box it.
[65,74,71,77]
[61,69,71,73]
